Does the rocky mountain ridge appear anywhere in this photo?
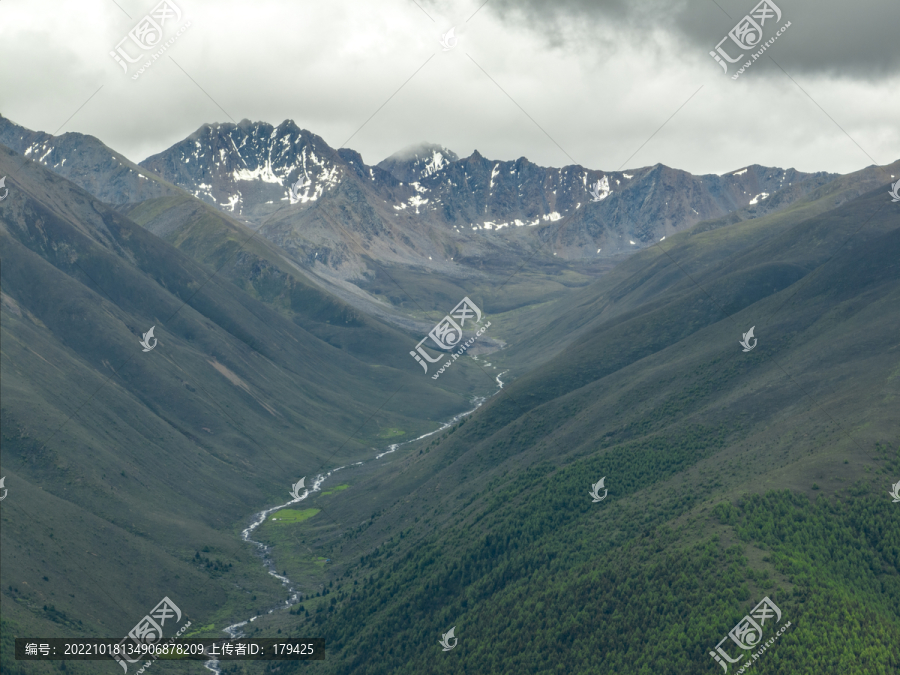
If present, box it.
[136,119,841,280]
[138,120,836,247]
[0,114,179,205]
[0,116,842,283]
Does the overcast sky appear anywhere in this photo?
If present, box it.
[1,0,898,175]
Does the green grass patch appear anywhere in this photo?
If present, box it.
[321,484,349,496]
[183,623,216,637]
[269,508,320,524]
[378,427,406,439]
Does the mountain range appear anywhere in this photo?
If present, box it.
[1,116,840,284]
[1,114,898,674]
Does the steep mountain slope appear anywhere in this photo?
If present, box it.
[0,144,487,664]
[233,180,900,674]
[116,191,451,360]
[1,116,844,351]
[494,159,900,371]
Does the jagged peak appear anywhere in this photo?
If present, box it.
[183,120,333,154]
[275,119,307,135]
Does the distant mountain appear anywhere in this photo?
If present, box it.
[137,119,840,270]
[376,143,459,183]
[0,115,462,341]
[0,114,179,205]
[139,119,353,226]
[3,115,865,330]
[0,116,844,295]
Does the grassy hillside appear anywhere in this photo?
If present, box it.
[227,180,900,674]
[495,160,900,372]
[0,145,495,672]
[120,194,421,361]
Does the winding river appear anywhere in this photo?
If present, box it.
[203,372,507,673]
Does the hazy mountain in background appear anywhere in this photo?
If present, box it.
[0,116,843,321]
[134,119,838,270]
[376,142,460,183]
[0,115,499,345]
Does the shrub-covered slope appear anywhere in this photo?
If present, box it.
[253,182,900,675]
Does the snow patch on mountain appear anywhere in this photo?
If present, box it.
[233,162,283,184]
[589,176,611,201]
[490,164,500,189]
[422,150,448,178]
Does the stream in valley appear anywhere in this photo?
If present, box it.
[203,371,507,673]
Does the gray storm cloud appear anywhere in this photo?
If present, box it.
[0,0,897,175]
[480,0,900,78]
